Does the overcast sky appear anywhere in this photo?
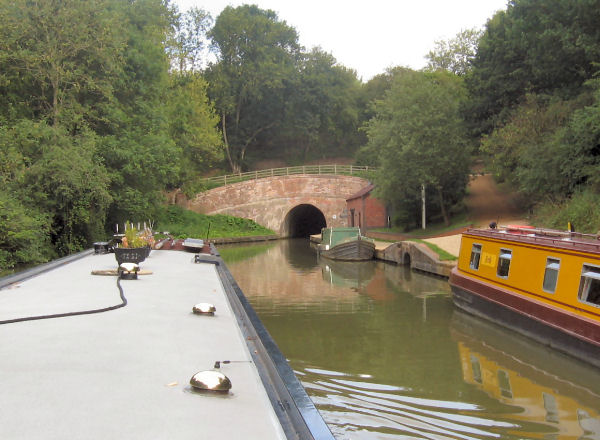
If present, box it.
[174,0,508,80]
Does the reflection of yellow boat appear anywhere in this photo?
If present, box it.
[450,225,600,367]
[452,311,600,439]
[319,258,376,289]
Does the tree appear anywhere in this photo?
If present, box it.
[0,190,52,269]
[278,48,363,161]
[465,0,600,136]
[168,6,212,73]
[366,70,471,227]
[24,127,112,254]
[206,5,301,173]
[425,28,483,76]
[167,73,223,187]
[0,0,185,257]
[480,94,581,198]
[100,0,182,222]
[355,67,413,166]
[0,0,126,129]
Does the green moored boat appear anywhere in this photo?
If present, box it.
[317,227,375,261]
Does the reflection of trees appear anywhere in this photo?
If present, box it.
[225,240,458,395]
[218,242,276,264]
[227,240,362,308]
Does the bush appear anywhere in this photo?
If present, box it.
[0,192,53,270]
[533,189,600,233]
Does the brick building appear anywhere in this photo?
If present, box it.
[346,183,388,230]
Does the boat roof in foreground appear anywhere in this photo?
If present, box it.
[0,249,332,439]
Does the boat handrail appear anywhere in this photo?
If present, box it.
[465,227,600,253]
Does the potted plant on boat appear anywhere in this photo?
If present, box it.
[114,224,153,265]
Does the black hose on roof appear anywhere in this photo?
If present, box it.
[0,276,128,326]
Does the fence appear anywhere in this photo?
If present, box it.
[203,165,375,187]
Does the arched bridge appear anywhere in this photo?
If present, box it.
[181,169,371,237]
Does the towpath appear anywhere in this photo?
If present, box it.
[420,174,527,257]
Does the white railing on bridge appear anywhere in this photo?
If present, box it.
[204,165,375,187]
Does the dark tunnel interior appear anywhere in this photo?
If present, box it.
[283,204,327,238]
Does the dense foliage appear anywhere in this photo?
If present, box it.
[360,70,471,228]
[0,0,223,268]
[465,0,600,227]
[3,0,600,268]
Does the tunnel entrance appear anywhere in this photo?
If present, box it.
[283,204,327,238]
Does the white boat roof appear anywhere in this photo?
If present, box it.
[0,249,327,439]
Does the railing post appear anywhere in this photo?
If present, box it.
[334,164,337,175]
[224,175,227,185]
[255,170,258,180]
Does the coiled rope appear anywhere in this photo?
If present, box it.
[0,276,128,326]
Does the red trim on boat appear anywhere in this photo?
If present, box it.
[449,268,600,347]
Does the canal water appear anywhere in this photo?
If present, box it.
[219,239,600,440]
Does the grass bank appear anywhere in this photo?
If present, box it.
[408,239,457,261]
[155,205,274,239]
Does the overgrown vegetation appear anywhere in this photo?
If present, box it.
[533,190,600,234]
[154,206,274,239]
[464,0,600,230]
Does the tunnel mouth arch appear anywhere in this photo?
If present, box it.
[282,204,327,238]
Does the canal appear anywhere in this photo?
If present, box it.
[220,239,600,440]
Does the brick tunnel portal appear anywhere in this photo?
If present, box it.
[283,204,327,238]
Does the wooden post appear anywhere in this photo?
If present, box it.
[421,184,426,230]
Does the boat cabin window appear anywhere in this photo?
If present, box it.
[497,249,512,278]
[542,258,560,293]
[578,264,600,306]
[469,244,482,270]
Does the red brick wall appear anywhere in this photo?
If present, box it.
[347,194,387,229]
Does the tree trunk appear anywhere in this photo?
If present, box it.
[437,187,450,226]
[221,111,238,173]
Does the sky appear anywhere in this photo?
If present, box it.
[174,0,509,81]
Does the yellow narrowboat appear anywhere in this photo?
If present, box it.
[449,225,600,368]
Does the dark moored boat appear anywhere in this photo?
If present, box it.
[317,227,375,261]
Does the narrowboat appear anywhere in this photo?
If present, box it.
[318,227,375,261]
[449,224,600,368]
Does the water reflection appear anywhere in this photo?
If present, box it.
[221,239,600,439]
[452,311,600,440]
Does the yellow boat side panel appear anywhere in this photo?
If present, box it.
[457,232,600,321]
